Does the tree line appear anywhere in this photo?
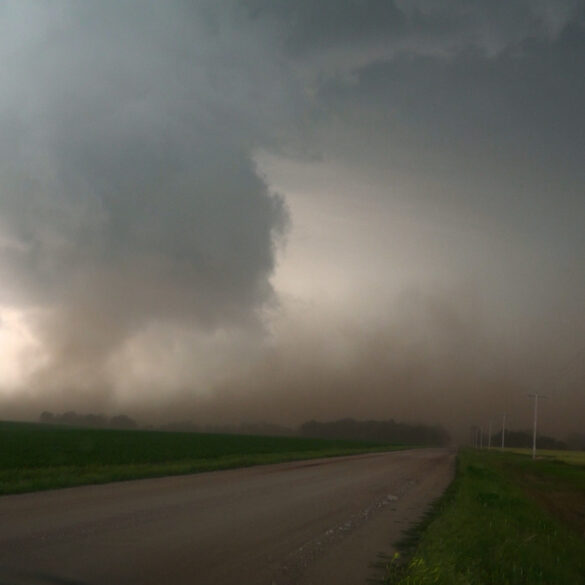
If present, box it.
[40,411,137,429]
[299,418,450,446]
[37,411,449,444]
[489,430,568,450]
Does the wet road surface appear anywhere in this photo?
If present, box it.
[0,448,454,585]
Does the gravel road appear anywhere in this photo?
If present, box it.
[0,448,454,585]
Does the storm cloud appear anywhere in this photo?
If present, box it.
[1,1,585,438]
[0,2,293,405]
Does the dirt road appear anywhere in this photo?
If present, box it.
[0,448,453,585]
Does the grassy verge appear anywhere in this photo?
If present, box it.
[384,449,585,585]
[505,448,585,466]
[0,420,404,495]
[505,451,585,537]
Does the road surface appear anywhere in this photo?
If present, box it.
[0,448,453,585]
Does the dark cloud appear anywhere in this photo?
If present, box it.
[249,0,585,242]
[247,0,405,54]
[1,1,585,439]
[247,0,583,77]
[303,14,585,181]
[288,9,585,343]
[0,2,293,397]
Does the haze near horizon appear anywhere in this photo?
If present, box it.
[1,1,584,440]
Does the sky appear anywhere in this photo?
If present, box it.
[1,1,584,439]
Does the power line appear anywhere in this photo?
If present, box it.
[528,393,548,460]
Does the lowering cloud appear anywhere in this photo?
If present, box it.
[0,2,292,407]
[1,2,584,438]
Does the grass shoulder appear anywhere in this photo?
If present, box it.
[384,449,585,585]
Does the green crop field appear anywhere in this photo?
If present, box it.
[384,449,585,585]
[505,447,585,466]
[0,420,402,495]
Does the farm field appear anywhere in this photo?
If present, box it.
[0,420,403,495]
[384,449,585,585]
[505,447,585,466]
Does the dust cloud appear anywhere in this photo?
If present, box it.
[1,2,585,442]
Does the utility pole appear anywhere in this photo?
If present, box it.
[501,413,506,449]
[488,421,492,449]
[479,427,483,449]
[528,393,547,460]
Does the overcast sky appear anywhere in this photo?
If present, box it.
[1,1,584,438]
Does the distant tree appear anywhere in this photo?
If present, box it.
[39,411,55,423]
[110,414,137,429]
[493,430,568,450]
[239,422,295,436]
[299,418,450,446]
[567,432,585,450]
[61,411,78,425]
[39,410,139,429]
[82,413,108,428]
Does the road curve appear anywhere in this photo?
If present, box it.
[0,448,454,585]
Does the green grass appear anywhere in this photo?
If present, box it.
[0,420,403,495]
[384,449,585,585]
[505,447,585,466]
